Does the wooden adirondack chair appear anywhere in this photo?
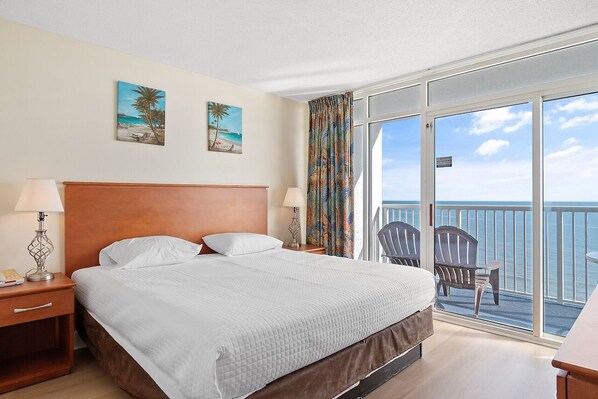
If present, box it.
[434,225,500,317]
[377,221,420,267]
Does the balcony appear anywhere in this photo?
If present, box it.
[378,202,598,336]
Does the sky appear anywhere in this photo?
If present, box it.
[117,81,166,117]
[208,103,242,134]
[381,92,598,202]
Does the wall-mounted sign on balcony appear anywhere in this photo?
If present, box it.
[436,156,452,168]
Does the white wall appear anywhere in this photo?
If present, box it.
[0,19,308,276]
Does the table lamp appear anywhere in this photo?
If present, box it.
[283,187,306,248]
[15,179,64,281]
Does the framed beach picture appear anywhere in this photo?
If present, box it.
[117,81,166,146]
[208,101,242,154]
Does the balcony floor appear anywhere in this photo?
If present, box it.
[435,288,583,336]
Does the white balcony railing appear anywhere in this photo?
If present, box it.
[379,202,598,304]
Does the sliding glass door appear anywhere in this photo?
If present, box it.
[543,92,598,336]
[427,93,598,336]
[432,103,534,329]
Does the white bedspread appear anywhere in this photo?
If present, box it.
[73,249,435,399]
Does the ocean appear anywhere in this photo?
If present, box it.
[383,200,598,303]
[117,115,145,126]
[216,132,242,145]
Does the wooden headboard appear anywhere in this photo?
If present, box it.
[64,182,268,277]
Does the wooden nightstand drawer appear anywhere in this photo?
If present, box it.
[283,244,327,255]
[308,248,327,255]
[0,288,74,328]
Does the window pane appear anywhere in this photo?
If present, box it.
[354,98,364,125]
[543,92,598,336]
[429,40,598,106]
[369,85,420,119]
[353,125,364,259]
[370,116,421,262]
[434,103,533,329]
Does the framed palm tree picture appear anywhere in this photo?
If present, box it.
[117,81,166,146]
[208,101,242,154]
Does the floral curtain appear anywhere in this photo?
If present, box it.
[306,92,354,258]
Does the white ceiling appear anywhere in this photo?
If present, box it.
[1,0,598,102]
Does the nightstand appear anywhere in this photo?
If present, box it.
[283,244,327,255]
[0,273,76,394]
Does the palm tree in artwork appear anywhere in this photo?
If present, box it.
[132,86,165,144]
[152,109,165,129]
[208,102,231,149]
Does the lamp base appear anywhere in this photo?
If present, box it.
[287,242,300,248]
[27,270,54,282]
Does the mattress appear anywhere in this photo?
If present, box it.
[72,249,436,399]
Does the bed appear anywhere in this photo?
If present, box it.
[64,182,435,399]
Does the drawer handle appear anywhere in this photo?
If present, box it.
[14,302,53,313]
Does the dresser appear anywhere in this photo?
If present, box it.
[552,287,598,398]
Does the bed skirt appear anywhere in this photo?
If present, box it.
[76,303,433,399]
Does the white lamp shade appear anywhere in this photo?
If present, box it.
[283,187,306,208]
[15,179,64,213]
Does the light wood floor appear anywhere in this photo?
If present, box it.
[0,321,557,399]
[368,321,557,399]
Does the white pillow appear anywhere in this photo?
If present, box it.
[203,233,282,256]
[99,236,202,270]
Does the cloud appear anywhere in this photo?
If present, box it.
[544,146,598,201]
[563,137,578,146]
[470,108,531,135]
[470,109,510,135]
[434,159,532,201]
[543,109,558,126]
[544,136,583,161]
[504,111,532,133]
[475,139,510,156]
[436,147,598,202]
[382,132,395,141]
[382,158,393,166]
[545,145,582,161]
[557,97,598,113]
[560,112,598,129]
[382,147,598,202]
[380,167,420,201]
